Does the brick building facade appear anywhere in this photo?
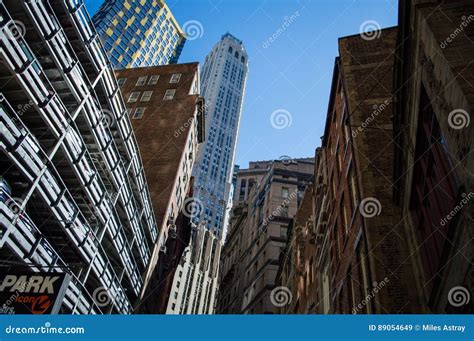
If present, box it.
[115,63,205,313]
[274,0,473,315]
[393,0,474,313]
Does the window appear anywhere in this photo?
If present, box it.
[132,107,145,119]
[281,187,289,199]
[141,91,153,101]
[409,86,458,283]
[136,76,147,86]
[164,89,176,100]
[340,194,349,233]
[170,73,181,83]
[148,75,159,85]
[128,92,140,102]
[117,78,127,86]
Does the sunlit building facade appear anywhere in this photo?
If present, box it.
[193,32,248,239]
[93,0,185,68]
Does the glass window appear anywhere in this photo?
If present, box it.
[170,73,181,83]
[117,78,127,86]
[281,187,289,199]
[136,76,147,86]
[128,92,140,102]
[148,75,159,85]
[163,89,176,100]
[141,91,153,101]
[132,107,145,119]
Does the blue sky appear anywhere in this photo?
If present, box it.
[85,0,398,168]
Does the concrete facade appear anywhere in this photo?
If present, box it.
[217,159,314,314]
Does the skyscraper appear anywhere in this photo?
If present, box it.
[193,32,248,239]
[93,0,185,68]
[166,33,248,314]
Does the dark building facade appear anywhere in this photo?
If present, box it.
[393,0,474,313]
[0,0,158,313]
[274,0,473,315]
[115,63,205,313]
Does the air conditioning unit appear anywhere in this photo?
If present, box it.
[160,246,167,254]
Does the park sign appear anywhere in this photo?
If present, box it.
[0,270,70,314]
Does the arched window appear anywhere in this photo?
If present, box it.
[241,56,245,63]
[228,46,233,53]
[234,51,239,59]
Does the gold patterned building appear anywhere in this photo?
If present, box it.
[93,0,186,68]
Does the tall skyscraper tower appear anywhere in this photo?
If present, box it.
[193,32,248,239]
[165,33,248,314]
[93,0,186,68]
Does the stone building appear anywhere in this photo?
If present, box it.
[392,0,474,313]
[217,158,313,314]
[276,187,316,314]
[115,63,205,313]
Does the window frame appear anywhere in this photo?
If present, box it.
[132,107,146,119]
[128,92,140,103]
[148,75,159,85]
[163,89,176,100]
[170,73,182,83]
[140,91,153,102]
[117,78,127,86]
[136,76,147,86]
